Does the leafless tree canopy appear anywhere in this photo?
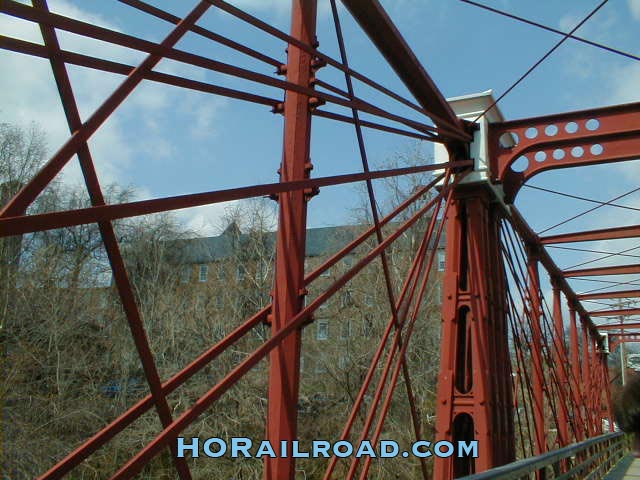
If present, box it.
[2,124,443,479]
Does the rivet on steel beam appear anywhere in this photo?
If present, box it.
[311,56,326,70]
[271,102,285,114]
[308,97,325,111]
[264,314,273,326]
[304,160,314,173]
[301,313,315,327]
[276,64,287,75]
[304,186,320,201]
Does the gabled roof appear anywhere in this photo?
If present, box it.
[169,221,444,265]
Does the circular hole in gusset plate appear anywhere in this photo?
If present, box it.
[553,149,565,160]
[571,146,584,158]
[590,144,604,155]
[565,121,579,134]
[510,155,529,172]
[586,118,600,131]
[525,127,538,139]
[499,132,518,148]
[534,151,547,162]
[545,124,558,136]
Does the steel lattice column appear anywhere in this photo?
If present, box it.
[526,249,547,459]
[265,1,317,479]
[434,183,515,478]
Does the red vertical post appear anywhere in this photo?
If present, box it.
[552,283,570,446]
[593,341,606,434]
[569,306,585,441]
[265,1,317,479]
[581,324,594,437]
[601,352,614,432]
[526,250,547,457]
[434,183,514,479]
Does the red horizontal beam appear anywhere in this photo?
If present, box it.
[38,307,268,480]
[0,35,280,108]
[108,174,454,479]
[338,0,467,142]
[38,172,458,479]
[313,109,439,142]
[118,0,282,67]
[509,207,601,337]
[490,100,640,201]
[589,308,640,317]
[564,264,640,277]
[0,160,468,237]
[204,0,460,140]
[1,0,448,141]
[0,36,438,144]
[597,322,640,331]
[541,224,640,244]
[578,289,640,301]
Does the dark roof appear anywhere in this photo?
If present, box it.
[170,224,360,264]
[170,221,444,265]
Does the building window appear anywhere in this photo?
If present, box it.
[180,265,191,284]
[214,324,225,339]
[341,290,353,308]
[317,319,329,340]
[338,354,350,370]
[215,294,223,309]
[343,256,353,268]
[340,320,351,339]
[363,315,374,338]
[320,267,331,278]
[236,265,246,282]
[314,361,327,374]
[196,294,206,313]
[217,265,226,280]
[199,264,208,282]
[364,294,374,307]
[438,251,446,272]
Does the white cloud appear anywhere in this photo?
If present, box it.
[0,0,136,187]
[226,0,334,19]
[178,201,241,236]
[629,0,640,20]
[607,63,640,105]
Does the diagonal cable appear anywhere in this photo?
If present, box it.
[472,0,609,124]
[565,244,640,270]
[459,0,639,63]
[576,277,640,295]
[537,185,640,234]
[525,184,640,212]
[329,4,430,478]
[548,245,640,260]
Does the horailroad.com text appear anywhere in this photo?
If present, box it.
[177,437,479,459]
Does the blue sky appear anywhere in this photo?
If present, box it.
[1,0,639,311]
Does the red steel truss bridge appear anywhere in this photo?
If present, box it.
[1,0,639,478]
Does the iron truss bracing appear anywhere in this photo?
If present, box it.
[1,0,639,479]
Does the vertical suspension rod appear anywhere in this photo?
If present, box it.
[265,1,317,479]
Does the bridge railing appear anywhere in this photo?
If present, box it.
[459,432,627,480]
